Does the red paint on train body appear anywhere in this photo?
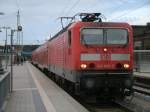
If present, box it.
[32,21,134,98]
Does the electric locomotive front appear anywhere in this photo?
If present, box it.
[72,22,133,98]
[32,13,134,99]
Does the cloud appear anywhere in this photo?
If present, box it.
[0,0,150,45]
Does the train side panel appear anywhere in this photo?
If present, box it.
[47,25,81,82]
[48,33,65,77]
[32,42,49,70]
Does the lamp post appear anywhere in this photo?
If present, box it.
[10,26,22,92]
[0,29,3,74]
[0,27,11,69]
[10,29,15,92]
[0,12,4,73]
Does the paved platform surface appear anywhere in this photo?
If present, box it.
[134,72,150,79]
[5,62,89,112]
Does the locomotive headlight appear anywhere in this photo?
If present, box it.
[103,48,107,52]
[124,64,130,69]
[80,64,87,69]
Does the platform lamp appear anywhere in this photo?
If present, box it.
[0,27,11,69]
[10,25,22,92]
[0,28,4,74]
[0,12,5,74]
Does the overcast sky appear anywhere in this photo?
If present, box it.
[0,0,150,45]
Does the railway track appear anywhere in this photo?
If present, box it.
[36,65,150,112]
[75,77,150,112]
[80,99,134,112]
[133,83,150,95]
[133,75,150,95]
[85,105,128,112]
[73,94,135,112]
[70,80,150,112]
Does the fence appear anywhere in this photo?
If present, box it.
[0,54,11,69]
[0,72,10,111]
[0,52,11,111]
[134,50,150,72]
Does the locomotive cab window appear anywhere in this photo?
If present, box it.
[81,28,103,45]
[81,28,128,45]
[106,29,128,45]
[68,30,71,47]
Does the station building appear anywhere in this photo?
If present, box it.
[132,23,150,50]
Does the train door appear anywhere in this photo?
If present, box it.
[48,43,51,71]
[63,35,65,76]
[46,45,48,69]
[62,30,71,75]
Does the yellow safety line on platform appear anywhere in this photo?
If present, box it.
[27,63,56,112]
[14,88,37,91]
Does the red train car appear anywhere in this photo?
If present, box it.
[32,42,48,69]
[32,13,134,98]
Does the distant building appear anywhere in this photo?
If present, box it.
[0,45,39,63]
[132,23,150,50]
[21,45,39,58]
[0,46,4,53]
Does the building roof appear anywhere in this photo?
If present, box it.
[132,23,150,37]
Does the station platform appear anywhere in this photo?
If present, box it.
[5,62,89,112]
[134,72,150,79]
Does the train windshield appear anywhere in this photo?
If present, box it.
[81,29,103,45]
[81,28,128,45]
[106,29,128,44]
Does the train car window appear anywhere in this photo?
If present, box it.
[68,30,71,47]
[106,29,128,45]
[81,28,103,45]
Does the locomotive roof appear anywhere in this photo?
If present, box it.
[75,21,131,28]
[48,21,131,42]
[48,23,73,41]
[33,21,132,54]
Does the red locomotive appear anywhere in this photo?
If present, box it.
[32,13,134,99]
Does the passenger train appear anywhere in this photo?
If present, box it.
[32,13,134,99]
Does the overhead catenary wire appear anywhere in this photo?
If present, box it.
[80,0,125,17]
[55,0,80,30]
[109,0,150,21]
[64,0,80,16]
[58,0,73,17]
